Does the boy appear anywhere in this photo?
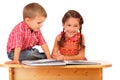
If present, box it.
[5,3,51,64]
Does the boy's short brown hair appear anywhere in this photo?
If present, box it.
[23,3,47,19]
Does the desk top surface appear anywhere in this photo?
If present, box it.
[0,60,112,68]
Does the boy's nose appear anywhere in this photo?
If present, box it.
[39,25,43,28]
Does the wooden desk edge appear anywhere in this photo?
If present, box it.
[0,63,112,68]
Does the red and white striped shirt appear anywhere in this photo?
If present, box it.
[7,21,46,53]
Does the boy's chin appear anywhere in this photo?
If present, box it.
[33,29,39,31]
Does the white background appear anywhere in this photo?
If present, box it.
[0,0,119,80]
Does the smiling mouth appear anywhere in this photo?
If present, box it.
[68,32,75,34]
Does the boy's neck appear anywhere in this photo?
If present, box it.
[30,29,34,33]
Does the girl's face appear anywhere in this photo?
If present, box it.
[26,14,46,31]
[63,17,80,38]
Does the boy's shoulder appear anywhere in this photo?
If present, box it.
[16,21,27,27]
[13,21,28,30]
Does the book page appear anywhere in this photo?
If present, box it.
[64,60,101,65]
[22,59,101,66]
[22,59,66,66]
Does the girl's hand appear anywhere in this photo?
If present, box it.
[56,55,65,60]
[52,51,62,58]
[5,60,20,64]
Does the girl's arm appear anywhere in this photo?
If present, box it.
[41,44,51,59]
[64,47,86,60]
[51,36,62,59]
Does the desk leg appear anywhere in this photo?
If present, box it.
[9,68,14,80]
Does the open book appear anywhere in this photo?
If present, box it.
[21,59,101,66]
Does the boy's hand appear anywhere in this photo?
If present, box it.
[5,60,20,64]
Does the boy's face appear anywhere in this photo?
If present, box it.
[26,15,46,31]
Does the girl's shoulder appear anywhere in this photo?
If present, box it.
[57,31,64,37]
[76,32,84,38]
[56,32,64,41]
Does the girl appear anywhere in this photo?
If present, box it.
[51,10,87,60]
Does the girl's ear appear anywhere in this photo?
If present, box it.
[62,23,65,28]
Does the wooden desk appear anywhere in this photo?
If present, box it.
[0,61,112,80]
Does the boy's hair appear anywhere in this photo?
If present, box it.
[23,2,47,19]
[59,10,85,49]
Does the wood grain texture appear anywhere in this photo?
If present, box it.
[0,60,112,80]
[13,68,102,80]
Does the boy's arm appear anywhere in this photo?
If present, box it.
[5,48,21,64]
[41,44,51,59]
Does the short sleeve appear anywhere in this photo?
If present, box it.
[37,31,46,46]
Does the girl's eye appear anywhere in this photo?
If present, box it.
[74,25,78,27]
[67,24,71,27]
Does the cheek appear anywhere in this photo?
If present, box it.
[75,28,79,31]
[64,28,68,32]
[33,23,39,27]
[39,23,42,27]
[74,27,80,31]
[29,21,35,27]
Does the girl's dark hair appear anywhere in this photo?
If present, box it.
[59,10,85,49]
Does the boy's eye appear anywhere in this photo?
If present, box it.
[37,22,41,24]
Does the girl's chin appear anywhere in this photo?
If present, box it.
[66,34,75,38]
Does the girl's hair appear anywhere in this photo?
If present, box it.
[59,10,85,49]
[23,3,47,19]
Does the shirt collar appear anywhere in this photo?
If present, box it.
[22,21,40,33]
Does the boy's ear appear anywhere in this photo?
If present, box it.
[24,17,30,23]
